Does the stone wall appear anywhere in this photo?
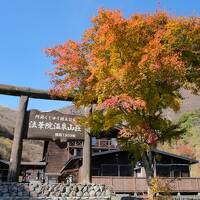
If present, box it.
[0,181,111,200]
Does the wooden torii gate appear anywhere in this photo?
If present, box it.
[0,84,91,183]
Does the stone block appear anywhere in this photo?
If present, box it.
[89,190,96,197]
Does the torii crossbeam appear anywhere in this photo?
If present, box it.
[0,84,91,183]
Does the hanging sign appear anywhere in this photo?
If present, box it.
[23,110,85,141]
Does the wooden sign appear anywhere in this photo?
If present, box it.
[23,110,85,141]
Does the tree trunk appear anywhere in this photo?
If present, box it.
[141,149,154,198]
[7,96,29,182]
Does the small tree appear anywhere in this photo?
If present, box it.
[46,9,200,192]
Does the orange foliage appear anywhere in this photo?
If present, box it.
[46,9,200,148]
[176,145,196,159]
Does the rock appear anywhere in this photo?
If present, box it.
[71,185,78,192]
[99,185,105,192]
[82,185,88,193]
[48,186,54,192]
[49,191,56,197]
[89,190,96,197]
[41,184,49,191]
[83,191,89,197]
[105,189,111,196]
[76,190,83,197]
[30,191,38,197]
[88,185,94,192]
[55,191,60,197]
[96,191,102,196]
[69,190,76,197]
[61,192,66,197]
[35,187,42,194]
[77,184,84,191]
[101,190,105,196]
[54,184,60,191]
[29,185,35,192]
[43,190,50,197]
[65,186,71,194]
[94,185,100,192]
[29,181,38,188]
[0,182,109,199]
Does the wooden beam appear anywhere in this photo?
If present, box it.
[82,130,92,183]
[82,106,92,183]
[0,84,73,101]
[7,96,29,182]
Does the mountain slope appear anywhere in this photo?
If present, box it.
[164,89,200,120]
[160,109,200,176]
[0,105,16,139]
[0,106,43,161]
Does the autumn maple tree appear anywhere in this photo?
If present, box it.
[46,9,200,190]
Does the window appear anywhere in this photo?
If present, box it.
[101,164,118,176]
[76,149,82,156]
[92,168,100,176]
[120,165,133,176]
[111,138,117,146]
[101,164,133,176]
[92,137,96,146]
[172,165,189,177]
[157,165,190,177]
[156,166,170,177]
[173,168,180,177]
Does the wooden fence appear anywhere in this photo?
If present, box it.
[92,176,200,193]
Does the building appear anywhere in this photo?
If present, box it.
[60,148,197,180]
[1,138,200,195]
[41,138,200,195]
[43,137,118,183]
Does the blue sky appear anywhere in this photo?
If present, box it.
[0,0,199,111]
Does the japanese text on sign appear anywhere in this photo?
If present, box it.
[24,110,85,140]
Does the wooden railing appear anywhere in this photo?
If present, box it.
[67,139,118,150]
[95,139,118,150]
[92,176,200,193]
[67,140,83,148]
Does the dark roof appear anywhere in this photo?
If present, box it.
[60,149,122,172]
[60,150,120,172]
[60,149,198,173]
[60,157,79,172]
[0,159,9,165]
[91,149,121,157]
[152,149,198,164]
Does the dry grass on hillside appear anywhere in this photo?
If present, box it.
[0,105,43,161]
[0,136,43,162]
[0,136,12,160]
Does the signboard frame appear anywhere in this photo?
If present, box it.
[23,109,85,141]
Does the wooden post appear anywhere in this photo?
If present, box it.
[0,84,74,101]
[82,106,92,184]
[7,96,29,182]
